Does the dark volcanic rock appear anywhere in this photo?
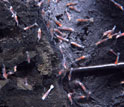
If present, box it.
[0,0,66,107]
[0,0,124,107]
[0,0,58,75]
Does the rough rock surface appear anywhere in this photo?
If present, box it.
[0,0,124,107]
[0,0,64,107]
[0,0,59,75]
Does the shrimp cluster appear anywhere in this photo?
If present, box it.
[1,0,124,106]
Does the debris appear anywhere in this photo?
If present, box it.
[17,78,33,90]
[0,80,9,89]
